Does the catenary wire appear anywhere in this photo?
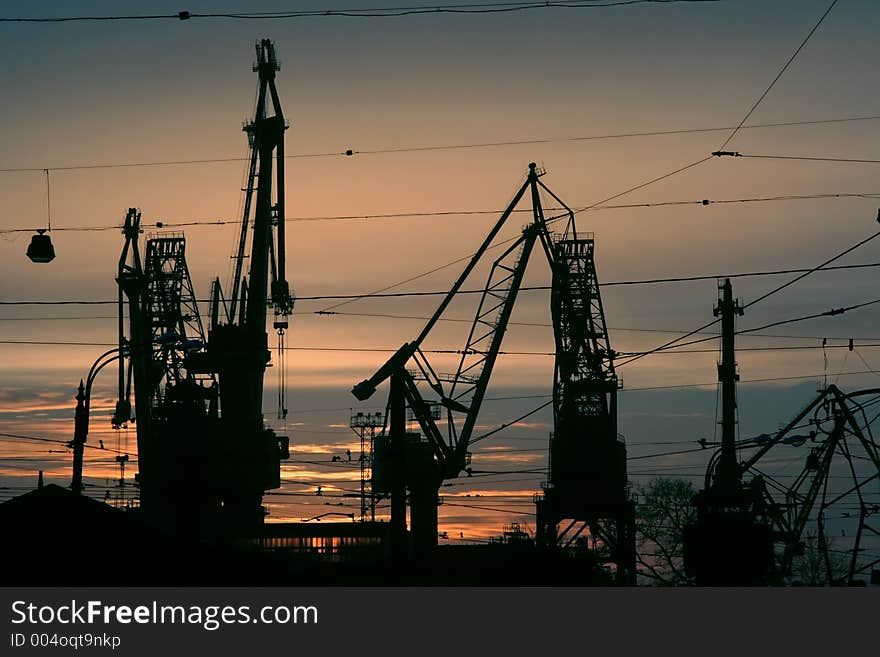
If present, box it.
[5,190,880,234]
[633,296,880,356]
[6,255,880,308]
[0,2,725,24]
[715,0,839,151]
[2,114,876,174]
[725,153,880,165]
[614,227,880,368]
[319,153,718,311]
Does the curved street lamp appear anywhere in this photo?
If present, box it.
[70,347,126,494]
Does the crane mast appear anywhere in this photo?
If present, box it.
[226,38,293,327]
[199,38,293,530]
[530,172,634,584]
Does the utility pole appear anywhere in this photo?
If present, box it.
[70,380,87,495]
[714,278,743,495]
[683,279,777,585]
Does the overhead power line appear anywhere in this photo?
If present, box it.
[0,432,131,456]
[0,2,720,24]
[313,154,736,311]
[0,315,121,321]
[314,145,876,313]
[615,226,880,368]
[744,225,880,310]
[460,368,880,447]
[627,446,710,461]
[716,0,839,151]
[315,94,872,314]
[627,287,880,359]
[311,310,880,343]
[4,190,880,235]
[742,298,880,335]
[8,308,880,345]
[7,335,856,357]
[3,260,880,307]
[0,339,538,358]
[619,342,880,357]
[0,369,877,426]
[2,113,877,174]
[624,370,880,392]
[566,155,713,218]
[440,501,534,516]
[716,152,880,165]
[10,337,880,356]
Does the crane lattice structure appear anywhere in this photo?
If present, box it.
[536,223,634,584]
[142,232,215,414]
[115,209,220,521]
[353,163,634,580]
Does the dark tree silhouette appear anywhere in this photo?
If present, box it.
[635,477,696,586]
[791,531,847,586]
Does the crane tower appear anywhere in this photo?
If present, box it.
[535,197,635,584]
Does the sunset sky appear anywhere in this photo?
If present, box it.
[2,0,880,543]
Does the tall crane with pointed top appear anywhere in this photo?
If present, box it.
[533,181,634,585]
[197,38,294,530]
[113,39,293,532]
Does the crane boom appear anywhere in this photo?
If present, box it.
[352,167,540,476]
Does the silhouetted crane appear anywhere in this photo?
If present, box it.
[112,40,293,533]
[353,163,634,580]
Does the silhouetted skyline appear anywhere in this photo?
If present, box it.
[2,1,880,549]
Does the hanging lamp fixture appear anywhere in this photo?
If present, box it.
[26,169,56,263]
